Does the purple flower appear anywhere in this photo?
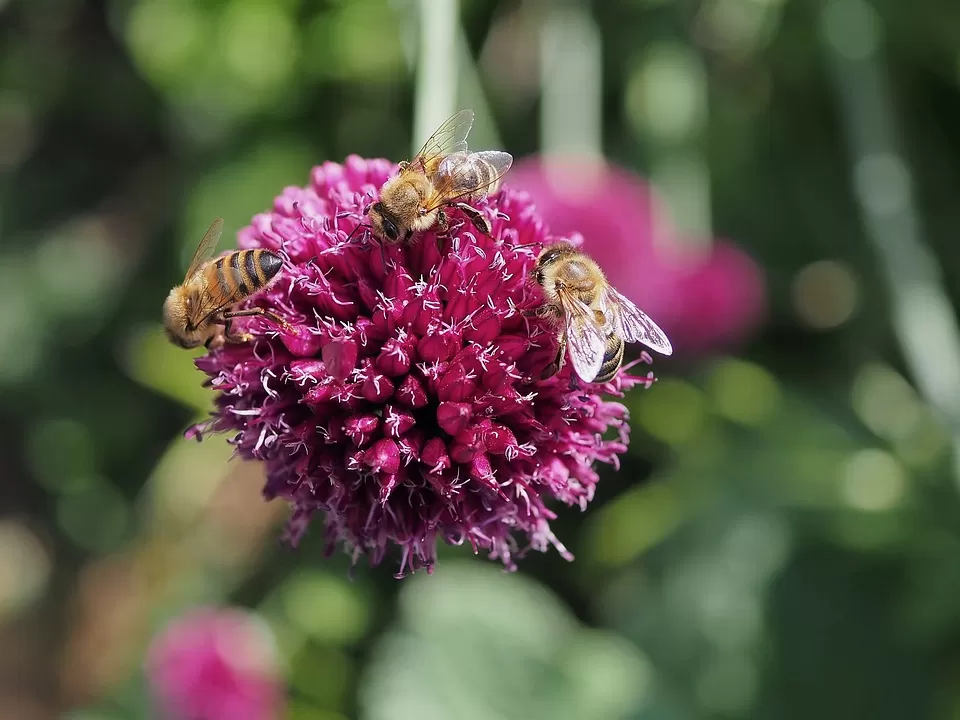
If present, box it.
[188,155,655,576]
[146,608,285,720]
[509,156,766,354]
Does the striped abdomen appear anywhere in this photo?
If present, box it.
[205,249,283,304]
[437,150,513,201]
[593,332,625,383]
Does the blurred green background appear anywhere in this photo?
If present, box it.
[3,0,960,717]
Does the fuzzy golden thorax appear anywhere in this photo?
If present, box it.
[533,243,606,306]
[368,174,439,243]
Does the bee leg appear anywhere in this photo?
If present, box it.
[219,317,253,345]
[433,211,451,252]
[223,307,291,333]
[398,160,410,171]
[453,202,491,236]
[541,333,567,380]
[205,333,229,350]
[525,304,560,320]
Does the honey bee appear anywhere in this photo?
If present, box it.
[366,109,513,244]
[163,217,288,349]
[531,241,673,383]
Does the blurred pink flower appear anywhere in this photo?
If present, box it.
[508,157,766,354]
[146,608,285,720]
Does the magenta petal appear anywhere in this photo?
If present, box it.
[364,438,401,475]
[437,402,472,437]
[395,375,429,408]
[322,337,359,381]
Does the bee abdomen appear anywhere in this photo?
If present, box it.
[213,249,283,300]
[244,249,282,292]
[473,157,503,198]
[594,333,625,383]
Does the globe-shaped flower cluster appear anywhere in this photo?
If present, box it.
[189,155,656,576]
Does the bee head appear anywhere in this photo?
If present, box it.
[369,201,401,243]
[162,286,204,349]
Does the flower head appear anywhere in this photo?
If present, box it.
[509,156,766,354]
[146,607,284,720]
[189,155,655,576]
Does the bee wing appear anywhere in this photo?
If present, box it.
[196,257,248,326]
[184,217,224,281]
[424,150,514,212]
[193,291,232,327]
[558,291,607,382]
[410,109,475,173]
[604,287,673,356]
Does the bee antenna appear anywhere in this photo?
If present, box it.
[344,222,371,245]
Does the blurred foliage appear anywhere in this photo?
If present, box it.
[2,0,960,718]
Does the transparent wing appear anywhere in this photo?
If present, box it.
[194,291,231,327]
[411,109,475,172]
[558,291,607,382]
[424,150,514,212]
[604,287,673,356]
[185,217,224,281]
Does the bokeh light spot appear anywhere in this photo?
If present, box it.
[821,0,880,61]
[841,449,907,511]
[282,571,370,645]
[625,43,707,143]
[220,0,298,89]
[698,584,762,650]
[57,477,130,552]
[289,645,351,709]
[0,520,51,619]
[26,417,98,492]
[894,413,948,468]
[0,258,44,384]
[724,514,791,584]
[637,379,707,444]
[851,363,922,440]
[707,358,780,426]
[34,217,123,335]
[792,259,859,329]
[560,632,654,716]
[585,482,685,567]
[696,0,787,58]
[125,0,205,86]
[854,152,910,216]
[696,651,757,715]
[304,1,405,82]
[144,432,232,526]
